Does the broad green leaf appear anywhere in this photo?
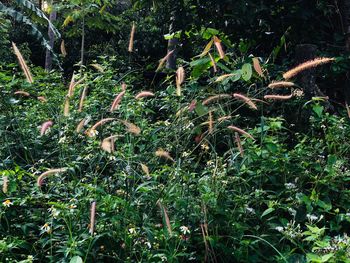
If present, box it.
[312,104,324,118]
[261,207,275,218]
[195,103,208,117]
[70,256,83,263]
[241,63,252,81]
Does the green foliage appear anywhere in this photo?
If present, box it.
[0,1,61,68]
[1,0,350,262]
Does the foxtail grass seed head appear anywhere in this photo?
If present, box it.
[14,90,30,97]
[218,116,232,122]
[63,97,70,117]
[40,120,53,136]
[12,42,33,83]
[89,201,96,235]
[86,118,116,137]
[208,111,213,134]
[199,38,214,58]
[202,94,231,105]
[76,118,86,133]
[176,107,188,117]
[68,76,85,98]
[101,138,114,153]
[121,120,141,135]
[60,40,67,57]
[78,86,88,112]
[101,135,119,153]
[208,52,217,72]
[227,125,255,140]
[268,81,295,89]
[233,93,258,110]
[264,94,293,100]
[121,83,127,91]
[189,100,197,112]
[90,63,104,72]
[2,176,8,194]
[213,36,225,59]
[157,201,172,235]
[252,57,264,77]
[141,163,150,176]
[156,50,174,72]
[135,91,154,99]
[128,22,136,53]
[215,74,235,82]
[155,149,175,162]
[110,91,126,112]
[37,168,67,187]
[346,102,350,119]
[283,57,335,80]
[37,96,47,102]
[176,67,185,96]
[235,132,244,157]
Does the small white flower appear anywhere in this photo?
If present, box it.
[306,214,318,222]
[108,155,117,161]
[88,129,99,137]
[246,207,255,214]
[145,242,151,249]
[2,199,13,207]
[206,160,214,166]
[58,136,67,144]
[285,183,297,189]
[275,226,284,233]
[180,226,190,235]
[129,227,136,234]
[40,223,51,233]
[288,208,297,217]
[48,206,60,218]
[182,151,190,157]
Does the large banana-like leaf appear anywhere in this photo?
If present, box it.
[0,3,62,69]
[15,0,61,38]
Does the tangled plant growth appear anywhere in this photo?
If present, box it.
[1,23,350,263]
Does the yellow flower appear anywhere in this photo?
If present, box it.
[2,199,13,207]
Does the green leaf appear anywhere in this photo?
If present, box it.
[312,104,324,118]
[164,30,181,40]
[70,256,83,263]
[195,103,208,117]
[307,253,322,263]
[241,63,252,81]
[265,143,278,153]
[321,253,334,262]
[261,207,275,218]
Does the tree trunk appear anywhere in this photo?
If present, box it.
[165,1,183,70]
[340,0,350,102]
[80,15,85,73]
[295,44,326,99]
[44,10,56,71]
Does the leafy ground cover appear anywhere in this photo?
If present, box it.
[1,1,350,261]
[1,39,350,263]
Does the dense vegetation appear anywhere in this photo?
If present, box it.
[1,1,350,262]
